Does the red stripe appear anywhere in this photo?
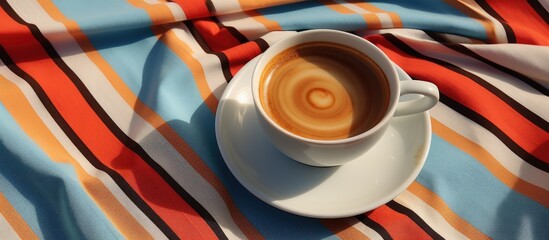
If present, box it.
[366,205,432,240]
[484,0,549,45]
[366,34,549,163]
[171,0,211,20]
[192,18,263,75]
[193,18,242,52]
[0,7,218,239]
[222,41,263,75]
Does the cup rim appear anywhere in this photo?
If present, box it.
[251,29,400,145]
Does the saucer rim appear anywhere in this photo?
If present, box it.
[215,56,431,218]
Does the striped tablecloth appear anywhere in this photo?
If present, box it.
[0,0,547,239]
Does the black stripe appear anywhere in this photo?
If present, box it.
[0,44,179,239]
[440,93,549,173]
[356,214,393,240]
[214,17,249,44]
[205,0,216,15]
[214,51,234,81]
[388,33,549,132]
[254,38,270,53]
[1,3,228,239]
[184,20,212,52]
[386,201,444,240]
[382,33,549,173]
[184,20,233,81]
[475,0,516,43]
[0,2,179,239]
[426,32,549,96]
[526,0,549,25]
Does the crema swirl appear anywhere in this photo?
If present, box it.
[260,42,390,140]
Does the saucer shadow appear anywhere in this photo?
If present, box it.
[218,99,339,200]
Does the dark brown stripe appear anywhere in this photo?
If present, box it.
[400,32,549,132]
[205,0,216,15]
[356,214,393,240]
[475,0,516,43]
[0,44,179,240]
[382,33,549,173]
[426,32,548,95]
[214,52,234,80]
[526,0,549,25]
[386,201,444,240]
[184,20,233,81]
[440,92,549,173]
[1,2,227,239]
[0,2,180,238]
[184,20,212,52]
[214,17,249,43]
[254,38,270,52]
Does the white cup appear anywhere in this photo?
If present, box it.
[251,29,439,167]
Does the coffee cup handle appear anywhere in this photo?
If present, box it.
[395,80,439,117]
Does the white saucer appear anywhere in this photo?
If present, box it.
[215,56,431,218]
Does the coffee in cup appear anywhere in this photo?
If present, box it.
[251,29,439,167]
[259,41,390,140]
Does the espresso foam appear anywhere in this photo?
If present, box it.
[260,42,390,140]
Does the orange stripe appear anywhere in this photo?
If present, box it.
[247,10,282,31]
[367,205,432,240]
[0,8,216,239]
[0,193,39,240]
[347,0,403,28]
[320,0,381,29]
[322,219,369,240]
[236,0,301,11]
[125,4,263,238]
[0,75,153,239]
[155,25,219,112]
[432,118,549,207]
[37,1,263,239]
[443,0,497,43]
[408,182,490,240]
[127,0,218,113]
[370,35,549,162]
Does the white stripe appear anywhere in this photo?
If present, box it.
[540,0,549,14]
[335,0,393,28]
[438,33,476,44]
[432,104,549,191]
[0,61,168,239]
[4,2,168,237]
[395,190,469,240]
[165,2,187,21]
[170,23,227,99]
[8,2,250,238]
[259,31,298,45]
[142,0,187,21]
[218,11,269,40]
[344,218,384,240]
[465,44,549,89]
[388,30,549,120]
[209,0,243,15]
[0,214,21,240]
[456,0,508,43]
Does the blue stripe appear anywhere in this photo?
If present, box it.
[52,0,337,238]
[367,0,487,40]
[258,1,367,30]
[0,103,122,240]
[256,0,487,40]
[419,135,549,239]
